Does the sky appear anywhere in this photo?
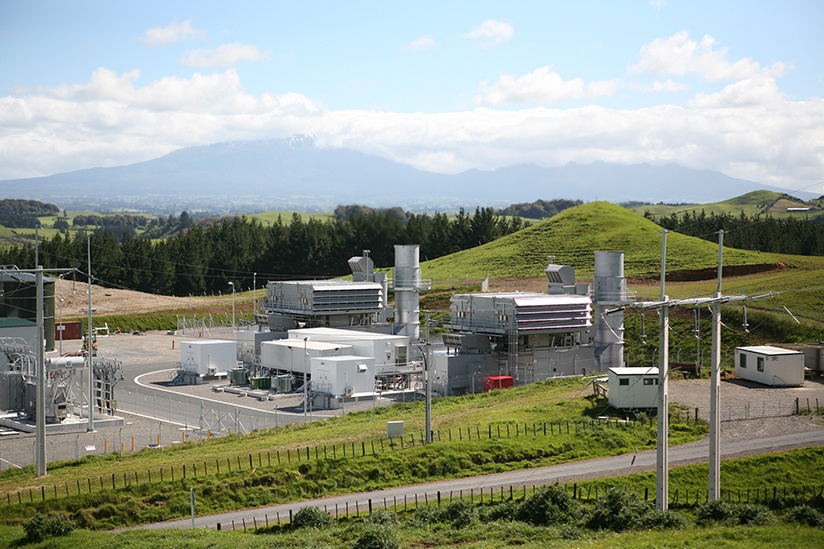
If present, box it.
[1,0,823,195]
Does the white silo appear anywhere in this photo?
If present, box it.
[593,251,628,369]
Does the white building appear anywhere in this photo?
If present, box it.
[607,367,659,410]
[287,327,413,376]
[260,338,353,375]
[311,355,375,398]
[179,340,237,376]
[735,345,805,387]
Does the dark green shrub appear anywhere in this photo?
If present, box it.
[23,512,75,542]
[586,488,652,531]
[695,500,735,525]
[409,505,446,526]
[696,500,774,526]
[737,503,776,526]
[786,505,824,528]
[516,485,580,526]
[365,509,398,526]
[292,505,334,529]
[481,499,520,522]
[444,499,478,527]
[639,510,689,530]
[355,524,401,549]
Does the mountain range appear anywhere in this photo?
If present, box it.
[0,136,783,214]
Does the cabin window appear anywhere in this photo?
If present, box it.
[643,378,658,385]
[739,354,747,368]
[757,357,764,372]
[619,378,629,386]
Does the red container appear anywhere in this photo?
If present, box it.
[55,320,82,341]
[484,375,514,392]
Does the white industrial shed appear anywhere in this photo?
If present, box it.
[179,340,237,376]
[287,327,413,375]
[607,367,659,410]
[735,345,805,387]
[260,339,352,375]
[311,355,375,398]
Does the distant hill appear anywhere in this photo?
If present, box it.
[628,190,824,221]
[420,202,788,281]
[0,136,777,213]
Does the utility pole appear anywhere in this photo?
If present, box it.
[656,230,669,512]
[709,230,724,500]
[35,266,46,476]
[424,341,432,443]
[87,235,94,432]
[303,337,309,422]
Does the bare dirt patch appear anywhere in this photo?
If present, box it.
[54,278,228,317]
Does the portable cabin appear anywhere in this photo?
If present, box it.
[607,367,659,409]
[734,345,805,387]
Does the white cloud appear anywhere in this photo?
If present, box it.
[586,79,622,98]
[475,66,620,105]
[407,35,436,52]
[633,30,784,82]
[0,66,822,191]
[632,80,690,93]
[141,20,206,47]
[181,43,269,69]
[464,19,514,48]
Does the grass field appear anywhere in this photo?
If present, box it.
[1,448,824,547]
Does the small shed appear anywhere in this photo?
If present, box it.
[735,345,804,387]
[608,367,659,410]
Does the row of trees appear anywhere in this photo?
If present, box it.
[648,209,823,256]
[0,207,525,296]
[0,199,60,228]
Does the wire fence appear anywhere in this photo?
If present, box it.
[208,481,824,532]
[4,398,821,506]
[117,384,282,433]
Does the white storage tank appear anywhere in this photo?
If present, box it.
[180,340,237,376]
[735,345,805,387]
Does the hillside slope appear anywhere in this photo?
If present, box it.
[630,190,824,220]
[421,202,786,281]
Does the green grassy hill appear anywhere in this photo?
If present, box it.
[420,201,793,281]
[628,190,824,220]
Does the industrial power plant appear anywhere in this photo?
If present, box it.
[165,246,643,412]
[0,243,819,434]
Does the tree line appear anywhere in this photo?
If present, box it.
[0,199,60,228]
[647,209,823,256]
[0,207,525,296]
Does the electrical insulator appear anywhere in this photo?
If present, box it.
[692,308,700,339]
[640,314,646,346]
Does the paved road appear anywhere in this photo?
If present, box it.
[140,428,824,530]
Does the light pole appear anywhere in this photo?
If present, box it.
[58,297,64,355]
[303,337,309,422]
[253,273,257,317]
[228,282,235,329]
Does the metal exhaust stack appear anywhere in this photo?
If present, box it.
[593,251,627,369]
